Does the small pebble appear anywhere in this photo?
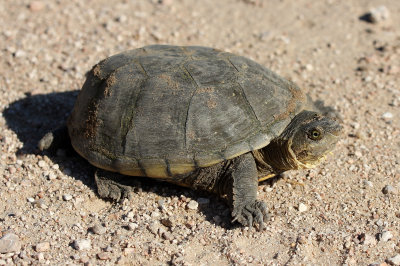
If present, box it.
[157,199,165,209]
[13,50,26,58]
[387,254,400,265]
[160,218,173,228]
[35,242,50,252]
[382,185,396,195]
[128,223,138,231]
[36,252,45,261]
[90,224,106,235]
[48,172,57,180]
[115,15,127,23]
[162,231,172,241]
[148,222,160,235]
[97,252,111,260]
[363,234,377,246]
[63,194,73,201]
[363,180,373,188]
[363,6,390,24]
[263,186,273,192]
[369,262,385,266]
[73,239,91,250]
[27,197,35,203]
[35,199,47,209]
[187,200,199,210]
[38,160,47,168]
[0,233,21,254]
[298,203,308,212]
[151,211,160,218]
[379,231,393,242]
[382,112,393,120]
[124,248,135,255]
[29,1,45,11]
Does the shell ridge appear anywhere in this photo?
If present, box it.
[227,57,240,72]
[235,80,262,126]
[182,65,200,150]
[121,77,146,155]
[135,59,149,78]
[227,56,262,128]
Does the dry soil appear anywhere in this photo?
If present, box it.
[1,0,400,265]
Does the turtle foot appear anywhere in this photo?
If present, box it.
[95,169,134,202]
[232,200,269,230]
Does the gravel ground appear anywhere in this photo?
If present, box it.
[1,0,400,265]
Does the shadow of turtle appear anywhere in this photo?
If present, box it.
[3,91,236,230]
[3,91,77,154]
[3,90,96,189]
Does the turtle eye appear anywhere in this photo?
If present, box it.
[308,129,322,140]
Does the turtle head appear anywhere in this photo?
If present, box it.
[261,110,342,173]
[285,111,342,169]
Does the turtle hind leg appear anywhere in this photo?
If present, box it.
[38,125,71,153]
[95,169,134,202]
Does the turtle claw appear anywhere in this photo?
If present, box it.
[232,200,269,230]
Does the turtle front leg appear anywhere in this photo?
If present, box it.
[224,153,269,229]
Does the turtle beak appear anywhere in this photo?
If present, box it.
[322,117,343,137]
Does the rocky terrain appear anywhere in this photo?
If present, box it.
[1,0,400,265]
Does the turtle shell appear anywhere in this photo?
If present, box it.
[68,45,306,178]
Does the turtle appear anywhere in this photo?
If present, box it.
[39,45,342,228]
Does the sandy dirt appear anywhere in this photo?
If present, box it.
[1,0,400,265]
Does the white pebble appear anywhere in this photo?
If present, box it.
[151,211,160,218]
[362,180,373,188]
[387,254,400,265]
[48,172,57,180]
[305,64,313,71]
[35,242,50,252]
[128,223,138,231]
[38,160,47,168]
[27,197,35,203]
[369,6,390,23]
[363,234,377,246]
[0,233,21,253]
[73,239,91,250]
[382,112,393,119]
[382,185,396,195]
[63,194,73,201]
[379,231,393,242]
[14,50,26,58]
[90,224,106,235]
[187,200,199,210]
[298,203,308,212]
[36,252,44,261]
